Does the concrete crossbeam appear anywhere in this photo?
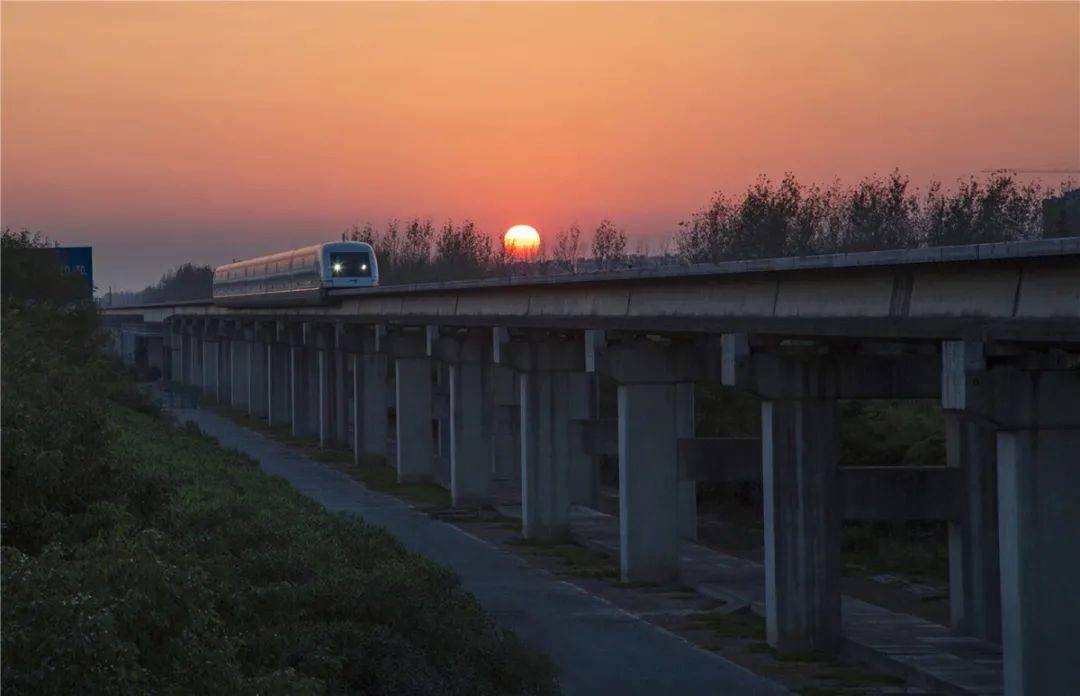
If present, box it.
[587,331,722,384]
[570,418,618,456]
[495,331,585,373]
[677,437,762,482]
[841,466,962,521]
[725,347,940,400]
[946,365,1080,429]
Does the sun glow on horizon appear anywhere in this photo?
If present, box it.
[503,224,541,259]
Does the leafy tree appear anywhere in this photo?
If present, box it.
[1,228,89,306]
[592,219,627,269]
[676,172,1064,263]
[434,220,491,278]
[402,218,434,270]
[676,192,737,263]
[552,225,582,272]
[922,175,1046,246]
[834,171,919,252]
[734,174,802,258]
[140,263,214,303]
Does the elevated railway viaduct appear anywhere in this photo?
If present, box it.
[105,239,1080,695]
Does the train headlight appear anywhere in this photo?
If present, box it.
[332,261,344,274]
[360,264,368,271]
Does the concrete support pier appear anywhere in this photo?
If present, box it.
[618,383,681,583]
[177,328,190,385]
[587,332,720,581]
[946,413,1000,642]
[489,364,520,482]
[290,346,307,438]
[519,371,574,540]
[944,348,1080,696]
[676,383,697,541]
[230,339,249,411]
[189,335,202,389]
[303,347,320,438]
[317,349,331,448]
[268,342,290,426]
[566,372,599,509]
[997,428,1080,696]
[248,335,268,418]
[333,349,347,448]
[202,338,219,400]
[217,339,231,405]
[761,394,841,654]
[449,362,491,506]
[354,352,389,464]
[395,356,434,482]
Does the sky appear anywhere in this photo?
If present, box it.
[2,2,1078,292]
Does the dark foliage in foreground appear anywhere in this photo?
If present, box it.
[0,229,558,694]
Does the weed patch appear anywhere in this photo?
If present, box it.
[686,609,767,641]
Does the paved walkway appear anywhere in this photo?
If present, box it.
[177,409,786,696]
[490,497,1003,696]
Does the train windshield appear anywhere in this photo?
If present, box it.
[328,251,372,278]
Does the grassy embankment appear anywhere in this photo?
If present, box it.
[1,302,557,695]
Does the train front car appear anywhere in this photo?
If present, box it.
[322,241,379,290]
[212,241,379,307]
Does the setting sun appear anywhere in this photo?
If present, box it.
[503,224,541,259]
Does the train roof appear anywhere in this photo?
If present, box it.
[214,241,373,273]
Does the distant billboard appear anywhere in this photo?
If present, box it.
[53,246,94,297]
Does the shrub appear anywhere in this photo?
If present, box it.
[1,228,557,694]
[2,407,558,694]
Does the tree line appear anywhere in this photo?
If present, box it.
[108,262,214,306]
[674,171,1065,263]
[349,172,1070,282]
[49,171,1073,301]
[345,216,633,284]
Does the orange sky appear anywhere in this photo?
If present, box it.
[2,1,1078,291]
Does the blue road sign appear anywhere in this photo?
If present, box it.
[54,246,93,296]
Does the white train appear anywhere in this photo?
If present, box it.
[212,241,379,307]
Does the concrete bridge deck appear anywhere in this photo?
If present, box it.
[105,239,1080,696]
